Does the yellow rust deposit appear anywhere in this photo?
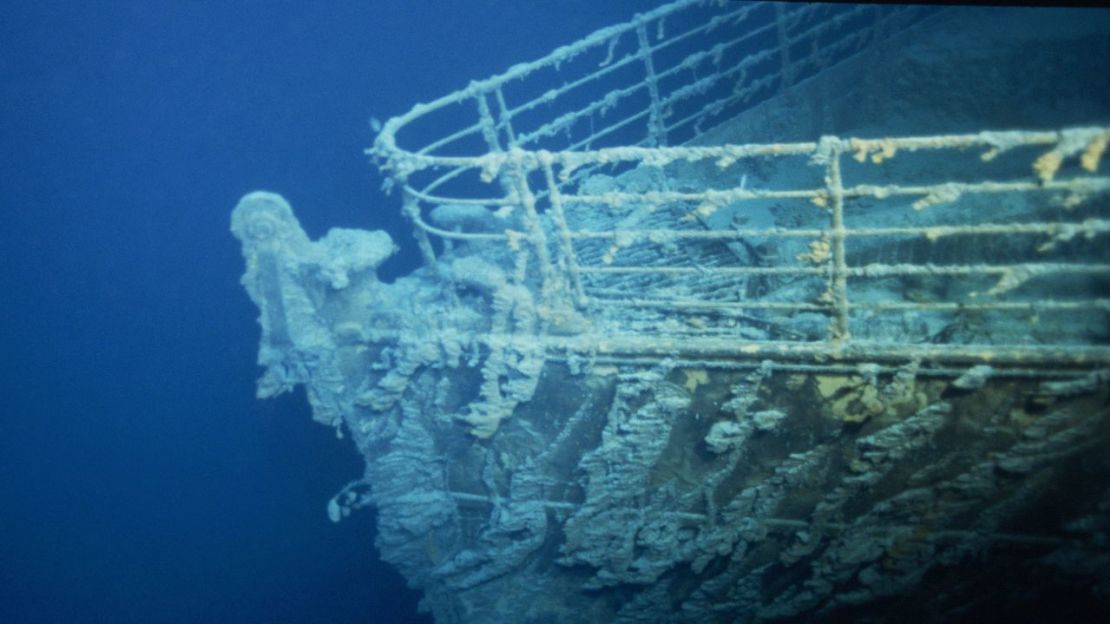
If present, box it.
[796,236,831,264]
[1033,150,1063,183]
[1080,131,1109,173]
[849,139,897,164]
[871,142,897,165]
[682,368,709,393]
[816,374,851,399]
[813,369,927,424]
[911,185,961,211]
[814,374,881,423]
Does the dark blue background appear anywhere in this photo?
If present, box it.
[0,2,644,622]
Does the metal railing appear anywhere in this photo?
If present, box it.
[370,0,1110,369]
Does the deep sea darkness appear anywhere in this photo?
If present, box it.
[0,2,645,622]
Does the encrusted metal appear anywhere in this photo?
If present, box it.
[370,0,1109,370]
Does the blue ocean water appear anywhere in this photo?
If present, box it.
[0,2,644,622]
